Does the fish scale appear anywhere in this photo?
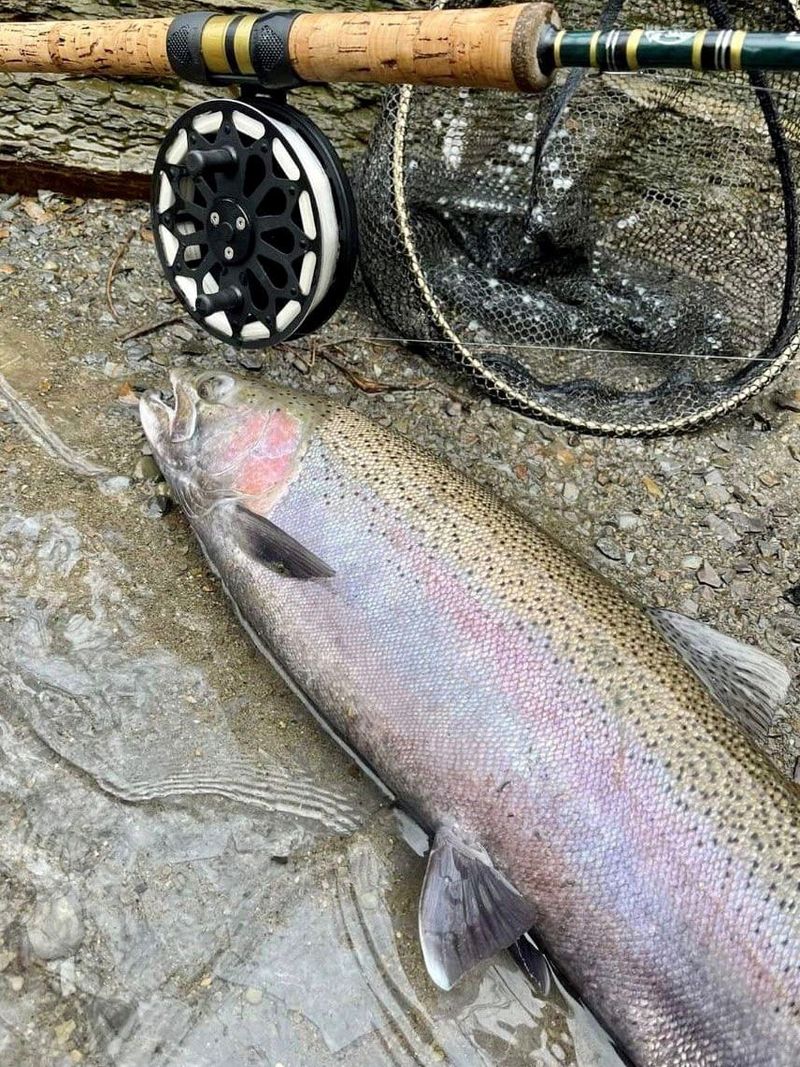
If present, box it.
[141,372,800,1067]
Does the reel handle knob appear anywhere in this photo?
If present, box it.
[195,286,243,317]
[184,146,238,176]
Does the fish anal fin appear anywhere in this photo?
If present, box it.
[509,931,552,997]
[649,608,790,746]
[418,827,536,991]
[234,503,335,580]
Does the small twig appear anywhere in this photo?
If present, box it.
[317,345,433,395]
[118,314,185,344]
[106,227,136,322]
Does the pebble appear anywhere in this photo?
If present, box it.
[60,958,76,997]
[788,441,800,463]
[681,555,703,570]
[758,470,780,488]
[445,401,462,417]
[27,893,84,960]
[9,976,23,992]
[704,485,731,506]
[238,350,265,371]
[782,583,800,607]
[54,1019,76,1045]
[696,562,723,589]
[705,514,739,544]
[758,539,780,559]
[595,538,623,562]
[727,510,766,534]
[145,490,172,518]
[616,512,639,531]
[562,481,579,504]
[133,456,162,483]
[122,340,153,362]
[774,389,800,412]
[244,986,263,1004]
[99,476,131,495]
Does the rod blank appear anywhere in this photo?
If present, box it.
[539,25,800,76]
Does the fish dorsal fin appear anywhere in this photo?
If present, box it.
[419,828,536,990]
[233,503,335,580]
[649,608,790,746]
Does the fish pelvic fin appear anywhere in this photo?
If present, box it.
[419,827,537,991]
[649,608,790,746]
[233,503,335,580]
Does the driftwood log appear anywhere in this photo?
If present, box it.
[0,0,411,198]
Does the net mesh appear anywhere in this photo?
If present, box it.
[356,0,800,434]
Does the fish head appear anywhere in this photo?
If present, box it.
[140,370,320,515]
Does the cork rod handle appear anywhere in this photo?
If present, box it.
[0,18,173,78]
[289,5,559,91]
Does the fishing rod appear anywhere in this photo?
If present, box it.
[2,4,799,435]
[3,9,800,91]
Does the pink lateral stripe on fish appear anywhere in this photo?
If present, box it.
[141,369,800,1067]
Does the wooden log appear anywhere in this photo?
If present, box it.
[0,0,410,198]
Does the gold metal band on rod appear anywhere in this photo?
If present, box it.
[589,30,601,68]
[729,29,747,72]
[553,27,565,68]
[691,30,706,72]
[626,28,643,71]
[201,15,234,75]
[234,14,258,75]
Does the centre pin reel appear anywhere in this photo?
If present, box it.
[152,96,357,348]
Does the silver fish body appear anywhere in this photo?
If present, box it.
[141,371,800,1067]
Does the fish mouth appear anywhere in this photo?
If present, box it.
[140,370,198,450]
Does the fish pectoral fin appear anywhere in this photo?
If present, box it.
[649,608,790,745]
[418,827,537,991]
[233,504,335,580]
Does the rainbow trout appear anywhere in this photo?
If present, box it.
[141,370,800,1067]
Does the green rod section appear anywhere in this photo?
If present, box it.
[538,25,800,76]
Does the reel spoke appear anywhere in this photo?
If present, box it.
[181,251,215,281]
[174,227,208,248]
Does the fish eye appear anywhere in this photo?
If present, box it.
[197,373,235,403]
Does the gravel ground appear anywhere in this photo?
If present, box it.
[1,192,799,1065]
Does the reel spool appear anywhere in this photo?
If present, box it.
[152,96,357,348]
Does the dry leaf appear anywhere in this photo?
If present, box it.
[0,263,16,275]
[116,381,140,407]
[642,475,663,499]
